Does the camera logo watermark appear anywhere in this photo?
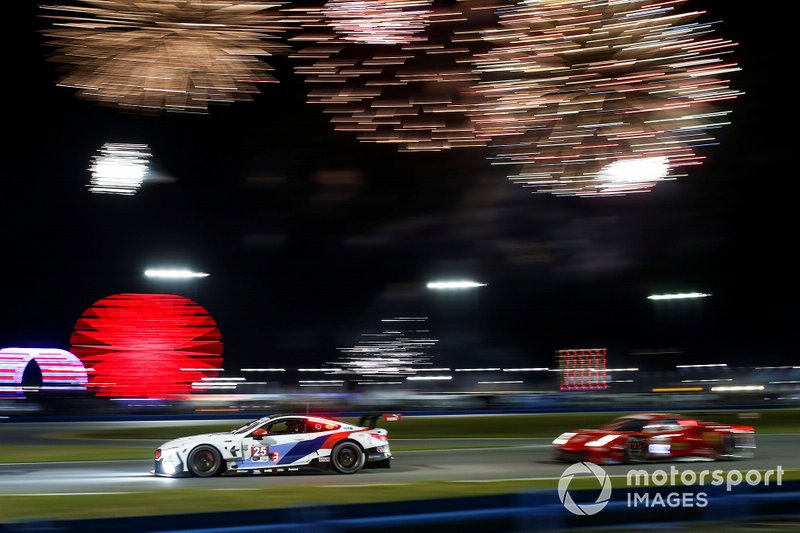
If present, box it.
[559,463,784,514]
[558,462,612,516]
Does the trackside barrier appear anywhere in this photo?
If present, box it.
[3,483,800,533]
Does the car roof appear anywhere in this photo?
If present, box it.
[617,413,682,421]
[268,414,341,424]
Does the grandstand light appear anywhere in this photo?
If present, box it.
[676,364,728,368]
[145,269,209,279]
[648,292,710,300]
[426,280,487,290]
[711,385,765,392]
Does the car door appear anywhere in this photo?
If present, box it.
[240,417,307,469]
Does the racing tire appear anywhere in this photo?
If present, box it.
[331,441,365,475]
[624,437,646,463]
[188,445,223,477]
[719,434,736,458]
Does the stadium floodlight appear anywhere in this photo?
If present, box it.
[89,143,150,195]
[647,292,710,301]
[426,280,487,290]
[144,269,209,279]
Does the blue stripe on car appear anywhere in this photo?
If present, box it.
[277,435,330,465]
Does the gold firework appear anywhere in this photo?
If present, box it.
[42,0,290,113]
[288,0,499,152]
[324,0,433,45]
[472,0,741,196]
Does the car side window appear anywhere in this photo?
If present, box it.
[266,418,306,435]
[615,419,647,432]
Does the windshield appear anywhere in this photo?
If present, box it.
[231,417,271,435]
[601,417,649,432]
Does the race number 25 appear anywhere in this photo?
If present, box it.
[251,446,269,459]
[251,446,279,462]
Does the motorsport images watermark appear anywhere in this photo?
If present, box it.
[558,462,784,516]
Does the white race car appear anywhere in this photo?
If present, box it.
[153,414,393,477]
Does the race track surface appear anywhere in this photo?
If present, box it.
[0,430,797,495]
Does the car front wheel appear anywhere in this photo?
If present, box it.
[331,442,365,474]
[188,445,223,477]
[624,437,645,463]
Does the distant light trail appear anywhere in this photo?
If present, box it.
[426,280,487,290]
[648,292,711,301]
[145,269,210,279]
[711,385,764,392]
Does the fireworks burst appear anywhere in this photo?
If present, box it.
[42,0,290,113]
[289,0,498,152]
[324,0,433,45]
[472,0,741,196]
[327,317,439,378]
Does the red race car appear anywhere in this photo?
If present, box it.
[553,413,756,464]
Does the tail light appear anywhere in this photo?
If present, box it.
[155,448,162,460]
[370,433,388,441]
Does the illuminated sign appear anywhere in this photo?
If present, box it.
[0,348,88,397]
[70,293,223,398]
[558,348,608,391]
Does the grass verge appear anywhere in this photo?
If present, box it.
[0,480,550,521]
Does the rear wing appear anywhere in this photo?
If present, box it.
[358,413,403,429]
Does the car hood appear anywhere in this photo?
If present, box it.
[558,429,629,448]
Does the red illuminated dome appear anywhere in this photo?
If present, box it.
[70,294,223,398]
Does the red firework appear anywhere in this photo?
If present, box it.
[70,294,223,398]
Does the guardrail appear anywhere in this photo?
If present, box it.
[3,482,800,532]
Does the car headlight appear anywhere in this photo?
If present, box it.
[552,432,576,445]
[159,447,181,473]
[585,434,620,447]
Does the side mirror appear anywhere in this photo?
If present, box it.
[251,428,267,439]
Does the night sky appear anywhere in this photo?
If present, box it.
[2,0,795,372]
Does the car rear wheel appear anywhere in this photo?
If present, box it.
[624,437,645,463]
[719,434,736,458]
[188,445,223,477]
[331,441,365,474]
